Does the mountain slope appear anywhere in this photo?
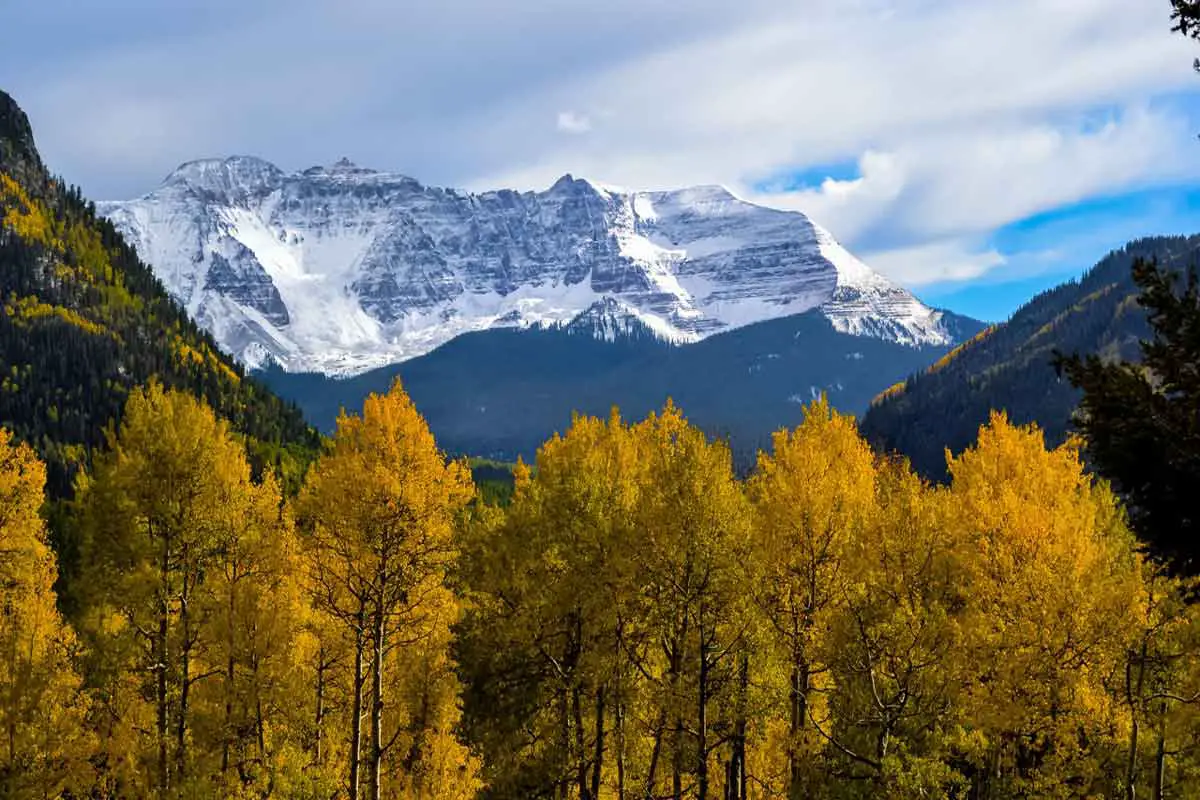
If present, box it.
[859,235,1200,480]
[0,90,318,495]
[261,308,985,466]
[100,157,960,375]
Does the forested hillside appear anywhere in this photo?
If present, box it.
[263,310,984,466]
[859,235,1200,479]
[0,90,317,496]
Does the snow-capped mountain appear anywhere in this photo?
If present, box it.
[100,156,954,376]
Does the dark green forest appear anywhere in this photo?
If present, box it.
[859,235,1200,480]
[260,310,982,468]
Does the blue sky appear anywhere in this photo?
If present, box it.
[3,0,1200,322]
[924,183,1200,320]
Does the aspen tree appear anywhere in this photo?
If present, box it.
[631,402,751,800]
[300,379,478,800]
[745,398,876,799]
[78,384,307,796]
[458,410,647,798]
[0,428,90,798]
[824,458,969,795]
[948,413,1143,797]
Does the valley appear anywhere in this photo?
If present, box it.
[95,155,986,456]
[4,0,1200,784]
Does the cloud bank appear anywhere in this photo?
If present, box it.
[4,0,1198,305]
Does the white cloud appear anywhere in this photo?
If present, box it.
[556,111,592,135]
[747,104,1200,245]
[6,0,1200,288]
[860,240,1008,286]
[750,151,907,242]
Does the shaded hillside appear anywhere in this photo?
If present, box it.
[262,310,984,466]
[859,235,1200,480]
[0,90,318,495]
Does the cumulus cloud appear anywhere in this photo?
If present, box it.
[745,104,1200,284]
[3,0,1198,288]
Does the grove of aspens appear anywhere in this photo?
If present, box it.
[3,369,1200,800]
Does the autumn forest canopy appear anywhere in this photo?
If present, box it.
[6,4,1200,799]
[3,371,1200,800]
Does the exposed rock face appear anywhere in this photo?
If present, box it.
[101,157,953,375]
[0,91,45,188]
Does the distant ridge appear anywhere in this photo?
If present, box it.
[859,235,1200,480]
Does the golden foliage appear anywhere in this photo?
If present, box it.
[10,381,1200,798]
[300,379,479,800]
[0,173,56,249]
[0,428,91,797]
[4,293,113,338]
[0,172,142,316]
[170,335,241,384]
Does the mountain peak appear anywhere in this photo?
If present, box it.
[688,184,736,199]
[163,156,284,197]
[547,173,622,199]
[565,298,673,344]
[549,173,587,193]
[297,159,419,186]
[307,156,378,175]
[103,162,962,375]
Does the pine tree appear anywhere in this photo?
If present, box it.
[1057,258,1200,572]
[1172,0,1200,42]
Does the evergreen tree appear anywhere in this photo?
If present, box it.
[1172,0,1200,42]
[1057,258,1200,572]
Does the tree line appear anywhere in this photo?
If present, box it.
[4,374,1200,799]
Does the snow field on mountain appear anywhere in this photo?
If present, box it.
[102,157,955,375]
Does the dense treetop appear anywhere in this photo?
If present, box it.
[8,381,1200,799]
